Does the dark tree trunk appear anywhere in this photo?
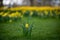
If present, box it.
[0,0,3,7]
[30,0,33,6]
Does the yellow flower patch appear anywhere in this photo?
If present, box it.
[0,12,3,15]
[2,13,8,17]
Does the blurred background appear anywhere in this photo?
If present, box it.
[0,0,60,7]
[0,0,60,40]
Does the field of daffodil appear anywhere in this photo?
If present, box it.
[0,7,60,40]
[0,7,60,22]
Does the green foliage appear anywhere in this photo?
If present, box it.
[0,17,60,40]
[24,10,30,17]
[21,21,33,37]
[32,10,38,17]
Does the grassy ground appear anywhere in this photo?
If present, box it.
[0,17,60,40]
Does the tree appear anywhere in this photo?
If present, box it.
[0,0,3,7]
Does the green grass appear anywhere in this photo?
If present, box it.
[0,17,60,40]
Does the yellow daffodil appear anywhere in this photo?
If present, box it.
[21,15,23,18]
[9,13,16,17]
[2,13,8,17]
[9,20,12,22]
[50,11,53,16]
[23,10,26,14]
[44,11,48,15]
[30,12,33,16]
[0,12,3,15]
[14,12,21,17]
[25,23,29,28]
[8,15,12,17]
[15,12,19,15]
[16,12,21,16]
[55,10,58,15]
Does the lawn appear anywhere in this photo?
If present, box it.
[0,17,60,40]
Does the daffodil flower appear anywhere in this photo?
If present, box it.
[21,22,33,37]
[25,23,29,29]
[2,13,8,17]
[30,11,33,16]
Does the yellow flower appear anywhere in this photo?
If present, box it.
[2,13,8,17]
[25,23,29,28]
[9,20,12,22]
[50,11,53,16]
[21,15,23,18]
[44,11,48,15]
[9,13,16,17]
[15,12,21,17]
[54,10,58,15]
[8,14,12,17]
[17,13,21,17]
[23,10,26,14]
[30,12,33,16]
[0,12,3,15]
[15,12,19,14]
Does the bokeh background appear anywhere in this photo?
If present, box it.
[0,0,60,6]
[0,0,60,40]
